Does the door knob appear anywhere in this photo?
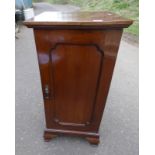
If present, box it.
[44,85,50,99]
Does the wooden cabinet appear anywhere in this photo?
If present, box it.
[24,11,133,144]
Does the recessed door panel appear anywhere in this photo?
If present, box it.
[50,43,103,127]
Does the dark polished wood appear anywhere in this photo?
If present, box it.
[24,11,133,145]
[24,11,133,28]
[44,132,57,142]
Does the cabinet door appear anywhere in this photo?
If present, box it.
[49,43,103,129]
[34,29,122,132]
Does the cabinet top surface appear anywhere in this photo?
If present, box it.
[24,11,133,28]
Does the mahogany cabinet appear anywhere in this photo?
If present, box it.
[24,11,133,144]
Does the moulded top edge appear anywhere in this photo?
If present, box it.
[23,11,133,28]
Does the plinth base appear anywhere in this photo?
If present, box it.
[44,128,100,145]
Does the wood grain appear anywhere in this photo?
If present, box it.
[24,11,133,28]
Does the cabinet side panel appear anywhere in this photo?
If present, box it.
[93,29,123,131]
